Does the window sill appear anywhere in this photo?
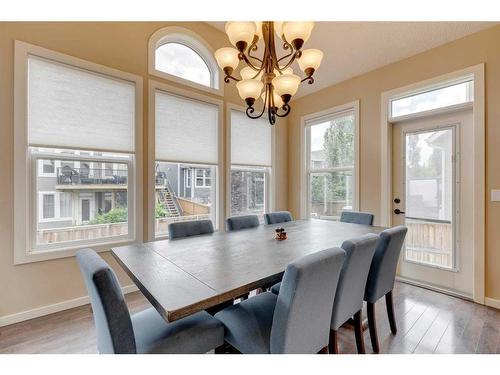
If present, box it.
[14,235,136,265]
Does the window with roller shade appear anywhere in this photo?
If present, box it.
[154,89,219,238]
[14,42,141,262]
[230,109,273,220]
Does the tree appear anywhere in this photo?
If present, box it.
[312,116,354,203]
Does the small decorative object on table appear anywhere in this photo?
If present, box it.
[275,227,287,241]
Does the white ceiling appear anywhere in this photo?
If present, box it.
[207,22,496,98]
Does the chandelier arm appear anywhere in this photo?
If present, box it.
[275,104,291,118]
[224,74,241,83]
[301,75,314,84]
[246,103,267,119]
[240,53,262,71]
[247,39,263,63]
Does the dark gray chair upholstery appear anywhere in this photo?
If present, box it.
[329,233,379,354]
[364,226,408,353]
[226,214,260,231]
[215,247,346,354]
[264,211,293,225]
[168,219,214,239]
[76,248,224,354]
[339,211,374,225]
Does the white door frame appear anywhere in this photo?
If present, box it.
[380,64,485,304]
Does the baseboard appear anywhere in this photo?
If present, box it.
[485,297,500,310]
[396,276,473,301]
[0,284,139,328]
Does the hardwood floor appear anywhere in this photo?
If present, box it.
[1,282,499,354]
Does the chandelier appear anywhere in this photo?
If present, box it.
[214,21,323,125]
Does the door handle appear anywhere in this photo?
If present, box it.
[394,208,405,215]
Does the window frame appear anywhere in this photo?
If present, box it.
[300,101,360,220]
[226,104,276,221]
[14,41,143,265]
[148,26,223,96]
[148,80,224,241]
[195,168,211,188]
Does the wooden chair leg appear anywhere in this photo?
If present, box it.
[385,290,397,334]
[329,329,339,354]
[367,302,380,354]
[318,346,329,354]
[353,310,366,354]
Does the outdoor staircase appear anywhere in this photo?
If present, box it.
[157,184,181,217]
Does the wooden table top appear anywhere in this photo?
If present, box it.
[112,219,385,322]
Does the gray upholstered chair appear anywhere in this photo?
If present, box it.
[339,211,374,225]
[76,248,224,354]
[214,247,346,354]
[264,211,293,225]
[168,219,214,239]
[226,214,260,231]
[329,233,379,354]
[364,226,408,353]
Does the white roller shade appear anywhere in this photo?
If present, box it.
[155,90,219,164]
[28,55,136,152]
[230,110,272,167]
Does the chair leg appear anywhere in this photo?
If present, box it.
[329,329,339,354]
[318,346,329,354]
[353,310,366,354]
[367,301,380,354]
[385,290,397,334]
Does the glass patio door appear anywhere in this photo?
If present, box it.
[392,109,473,297]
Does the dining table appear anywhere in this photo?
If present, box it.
[112,219,385,323]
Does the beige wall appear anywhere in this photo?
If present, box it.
[288,25,500,301]
[0,22,288,319]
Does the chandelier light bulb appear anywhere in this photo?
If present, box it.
[298,49,324,74]
[272,73,301,100]
[240,66,263,81]
[225,22,256,51]
[236,79,264,106]
[214,47,240,75]
[283,22,314,49]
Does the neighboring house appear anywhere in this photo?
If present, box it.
[311,149,325,169]
[37,152,127,230]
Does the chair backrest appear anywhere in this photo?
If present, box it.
[76,248,136,354]
[340,211,374,225]
[226,214,260,231]
[330,233,379,330]
[365,226,408,303]
[264,211,293,225]
[270,247,346,354]
[168,219,214,239]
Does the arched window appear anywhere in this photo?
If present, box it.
[149,27,221,93]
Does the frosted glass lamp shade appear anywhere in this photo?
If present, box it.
[254,21,263,39]
[240,66,263,81]
[298,49,324,72]
[215,47,240,73]
[272,74,301,97]
[261,90,284,108]
[273,66,294,76]
[283,22,314,48]
[274,21,284,39]
[225,22,256,51]
[236,79,264,101]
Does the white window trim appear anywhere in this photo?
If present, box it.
[226,103,276,221]
[300,101,360,220]
[380,64,485,304]
[14,41,143,265]
[148,80,224,241]
[38,159,57,177]
[195,168,211,188]
[38,191,73,222]
[148,26,223,97]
